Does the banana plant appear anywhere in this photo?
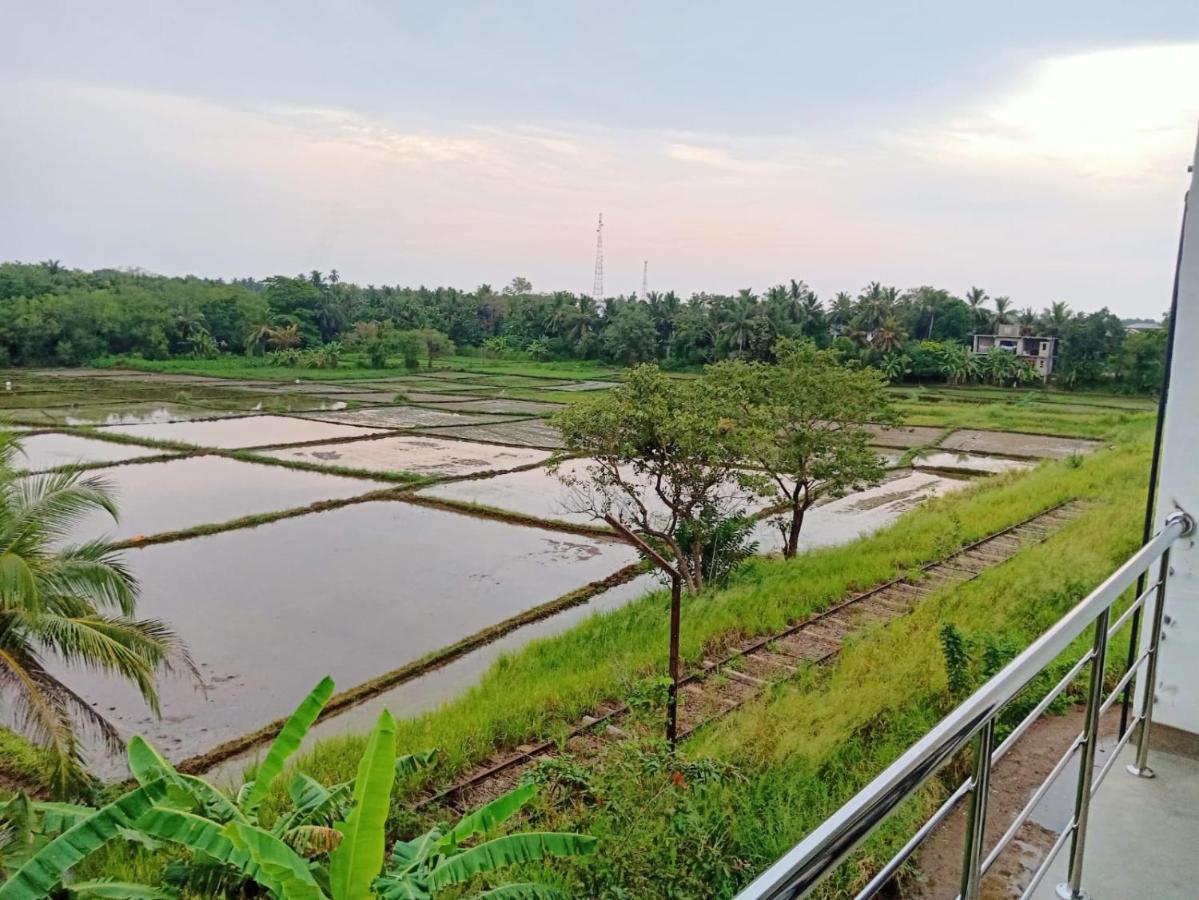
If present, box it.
[1,676,597,899]
[373,781,597,900]
[0,779,172,900]
[124,678,432,896]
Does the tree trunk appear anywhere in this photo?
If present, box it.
[784,503,807,559]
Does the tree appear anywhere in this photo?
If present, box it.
[602,304,659,365]
[1115,328,1167,394]
[965,286,989,331]
[502,276,533,296]
[550,365,759,593]
[708,340,896,557]
[991,296,1012,331]
[1040,301,1072,337]
[0,435,193,796]
[1057,308,1126,388]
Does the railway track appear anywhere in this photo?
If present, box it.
[415,500,1086,813]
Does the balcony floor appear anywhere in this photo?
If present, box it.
[1032,743,1199,900]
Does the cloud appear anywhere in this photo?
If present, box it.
[907,43,1199,180]
[1,56,1193,316]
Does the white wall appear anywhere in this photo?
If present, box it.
[1149,127,1199,737]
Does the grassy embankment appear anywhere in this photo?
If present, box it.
[51,414,1155,895]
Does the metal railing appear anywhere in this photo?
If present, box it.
[736,510,1194,900]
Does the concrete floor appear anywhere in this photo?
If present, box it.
[1032,744,1198,899]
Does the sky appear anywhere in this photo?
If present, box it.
[1,1,1197,317]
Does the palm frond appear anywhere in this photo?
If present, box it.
[37,543,139,616]
[3,470,119,551]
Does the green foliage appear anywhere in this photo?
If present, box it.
[377,782,595,899]
[938,623,971,699]
[708,339,896,557]
[550,364,764,592]
[329,710,397,900]
[625,676,674,712]
[674,509,759,587]
[0,262,1160,394]
[0,434,191,797]
[0,779,169,900]
[243,676,337,814]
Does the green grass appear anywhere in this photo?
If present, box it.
[0,727,53,796]
[91,353,623,384]
[892,396,1148,438]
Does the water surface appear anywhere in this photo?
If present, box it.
[256,435,550,476]
[103,414,383,448]
[13,433,168,472]
[58,455,383,543]
[64,501,638,773]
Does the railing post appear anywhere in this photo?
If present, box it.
[959,719,994,900]
[1128,548,1171,779]
[1055,609,1109,900]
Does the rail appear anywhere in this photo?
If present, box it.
[735,509,1194,900]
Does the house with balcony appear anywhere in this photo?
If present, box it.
[972,323,1057,380]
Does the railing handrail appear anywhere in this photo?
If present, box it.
[736,510,1193,900]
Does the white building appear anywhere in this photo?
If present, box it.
[972,322,1056,380]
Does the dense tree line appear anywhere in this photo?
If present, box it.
[0,261,1166,391]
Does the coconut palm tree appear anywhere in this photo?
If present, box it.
[0,435,193,796]
[965,286,989,331]
[1041,301,1072,337]
[991,296,1012,331]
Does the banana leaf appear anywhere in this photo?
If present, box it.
[223,822,328,900]
[328,710,397,900]
[242,676,335,814]
[426,833,597,891]
[0,779,169,900]
[445,783,538,847]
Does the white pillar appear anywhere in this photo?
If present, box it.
[1150,127,1199,737]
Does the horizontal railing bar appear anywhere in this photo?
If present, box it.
[1019,820,1075,900]
[1090,714,1142,797]
[1100,651,1150,715]
[992,651,1092,762]
[853,781,972,899]
[735,515,1187,900]
[1106,581,1159,639]
[980,733,1083,875]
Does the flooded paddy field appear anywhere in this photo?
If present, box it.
[207,570,662,783]
[939,428,1100,459]
[255,434,551,477]
[208,471,973,777]
[53,455,385,543]
[418,398,565,415]
[299,406,524,429]
[64,501,638,774]
[0,367,1117,786]
[751,470,971,553]
[413,419,566,448]
[911,450,1037,475]
[102,413,384,448]
[12,432,172,471]
[4,401,250,426]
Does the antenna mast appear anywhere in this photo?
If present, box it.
[592,213,604,302]
[641,259,649,298]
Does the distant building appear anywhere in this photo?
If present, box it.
[971,323,1056,380]
[1124,319,1163,333]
